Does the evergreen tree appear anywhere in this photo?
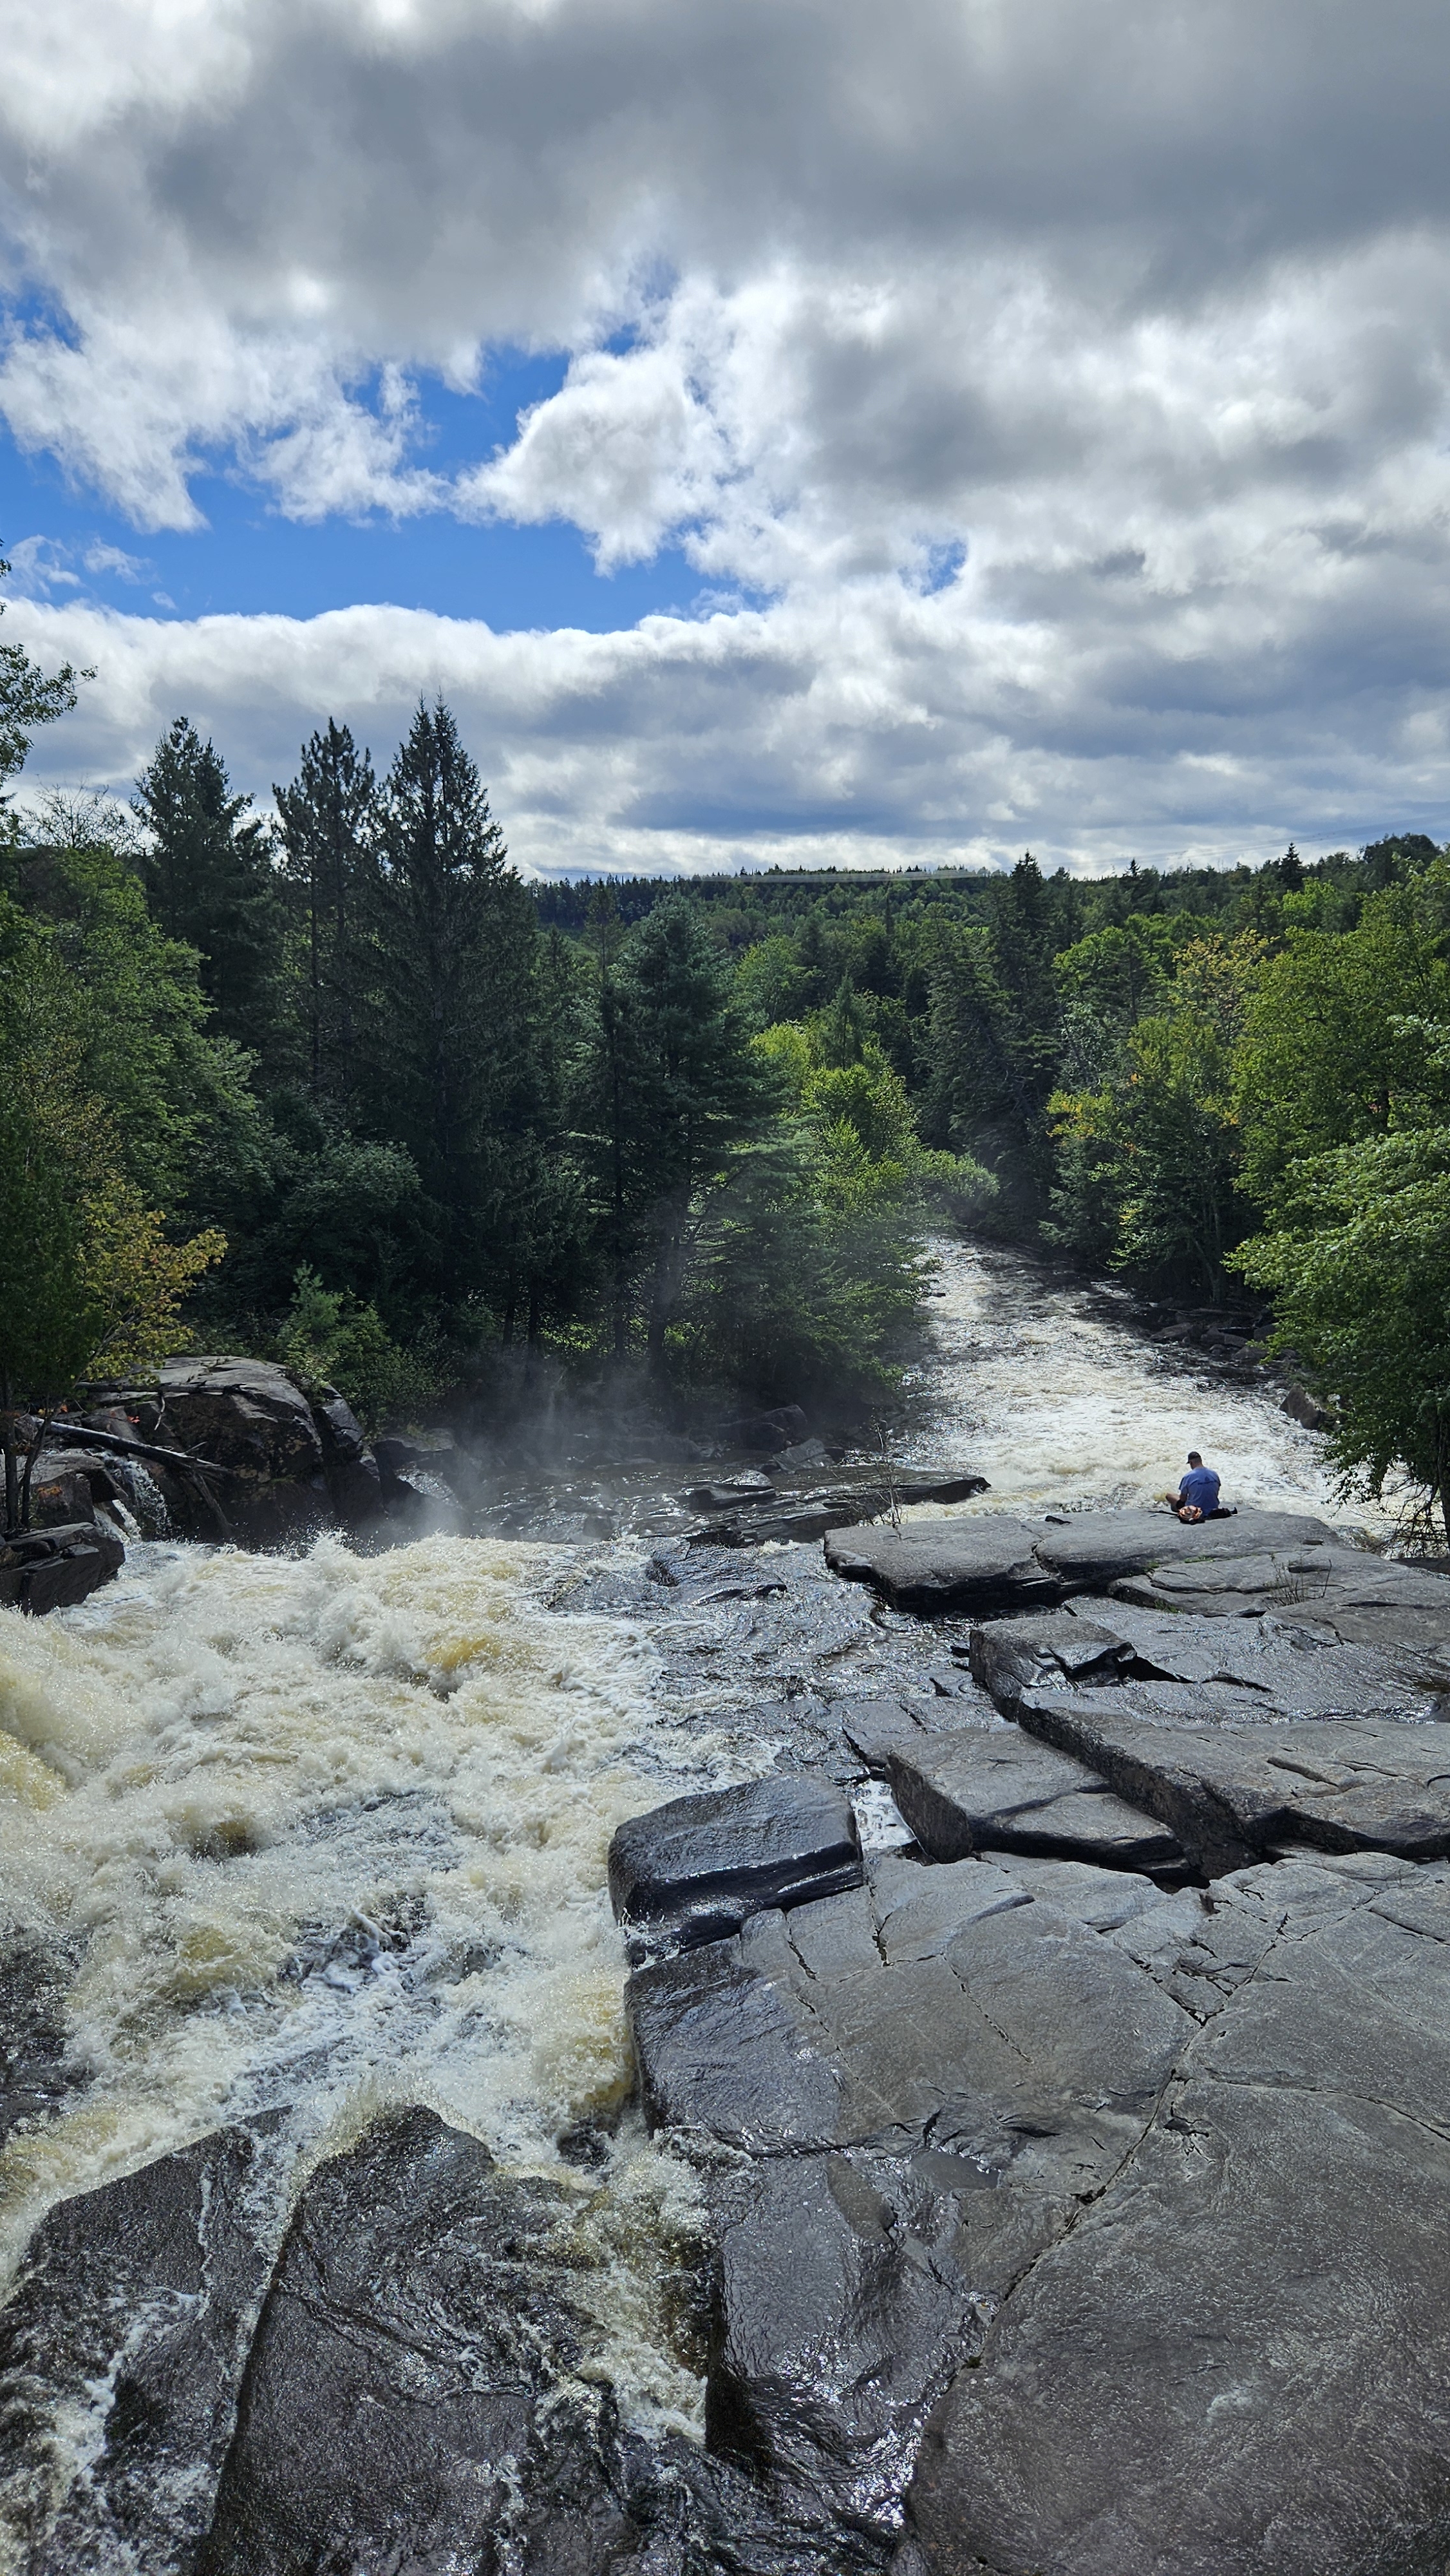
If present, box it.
[586,896,773,1368]
[274,721,379,1110]
[373,700,535,1282]
[134,719,281,1049]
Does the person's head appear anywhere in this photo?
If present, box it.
[1187,1451,1203,1467]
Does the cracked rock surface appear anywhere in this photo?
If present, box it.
[910,1850,1450,2575]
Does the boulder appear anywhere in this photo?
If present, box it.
[608,1774,862,1955]
[198,2107,641,2576]
[0,2119,285,2574]
[907,1856,1450,2576]
[1028,1505,1337,1590]
[968,1609,1133,1703]
[885,1728,1186,1873]
[0,1520,124,1614]
[155,1358,383,1539]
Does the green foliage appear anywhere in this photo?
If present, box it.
[0,898,223,1522]
[1234,1118,1450,1544]
[274,1267,442,1439]
[274,720,379,1111]
[134,718,281,1048]
[1048,935,1266,1294]
[0,559,88,835]
[1234,874,1450,1212]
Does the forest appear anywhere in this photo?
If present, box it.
[3,560,1448,1537]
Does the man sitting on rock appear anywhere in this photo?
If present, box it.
[1164,1451,1222,1521]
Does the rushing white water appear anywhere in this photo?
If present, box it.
[0,1534,722,2438]
[0,1234,1366,2477]
[901,1236,1391,1535]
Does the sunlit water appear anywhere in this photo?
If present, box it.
[900,1236,1390,1535]
[0,1235,1367,2496]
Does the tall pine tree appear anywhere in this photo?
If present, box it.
[134,719,280,1050]
[274,720,379,1110]
[375,701,536,1286]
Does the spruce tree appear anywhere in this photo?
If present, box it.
[134,719,279,1050]
[375,701,536,1284]
[274,721,379,1109]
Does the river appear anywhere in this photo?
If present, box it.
[0,1235,1369,2531]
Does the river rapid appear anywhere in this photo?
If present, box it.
[0,1237,1368,2515]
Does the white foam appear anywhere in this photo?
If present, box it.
[0,1531,723,2436]
[901,1237,1393,1535]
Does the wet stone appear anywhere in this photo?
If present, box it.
[0,2117,289,2576]
[608,1774,863,1955]
[886,1727,1187,1873]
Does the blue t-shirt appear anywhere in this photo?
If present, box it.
[1180,1466,1221,1513]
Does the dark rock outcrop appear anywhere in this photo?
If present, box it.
[0,1520,124,1613]
[907,1853,1450,2576]
[154,1359,382,1540]
[608,1775,862,1955]
[0,2119,286,2575]
[198,2107,640,2576]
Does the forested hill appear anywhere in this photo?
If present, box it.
[2,594,1447,1537]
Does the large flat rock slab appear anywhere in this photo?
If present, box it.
[608,1775,862,1954]
[629,1846,1311,2546]
[1014,1696,1450,1877]
[976,1599,1445,1720]
[825,1517,1056,1614]
[886,1727,1185,1873]
[825,1507,1342,1618]
[907,1859,1450,2576]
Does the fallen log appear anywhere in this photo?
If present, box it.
[39,1420,243,1481]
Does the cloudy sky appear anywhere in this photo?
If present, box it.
[3,0,1449,878]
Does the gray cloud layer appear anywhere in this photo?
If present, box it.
[5,0,1449,869]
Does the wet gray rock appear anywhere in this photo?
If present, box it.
[705,2150,985,2542]
[885,1728,1186,1873]
[608,1775,862,1956]
[1012,1700,1450,1877]
[198,2107,639,2576]
[0,2119,287,2576]
[0,1939,79,2147]
[629,1860,1202,2533]
[968,1609,1133,1703]
[907,1855,1450,2576]
[826,1517,1055,1615]
[825,1508,1342,1616]
[0,1519,125,1613]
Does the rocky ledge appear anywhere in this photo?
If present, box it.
[6,1358,422,1611]
[611,1504,1450,2571]
[6,1503,1450,2573]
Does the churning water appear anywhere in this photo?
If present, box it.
[0,1235,1368,2494]
[903,1236,1388,1533]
